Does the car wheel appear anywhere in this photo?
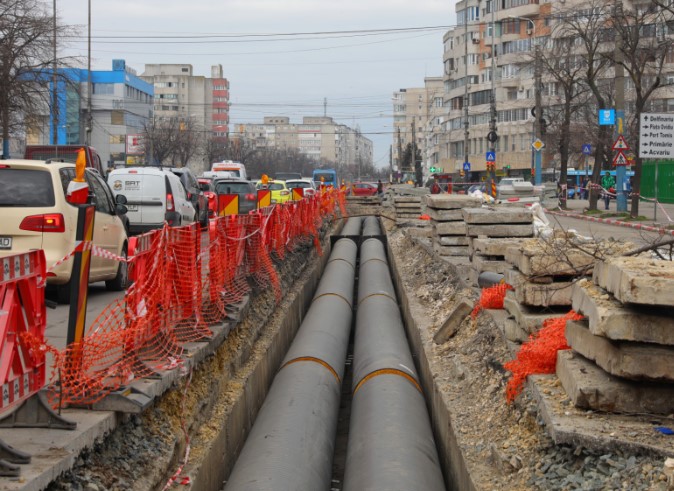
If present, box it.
[56,282,71,304]
[105,245,128,291]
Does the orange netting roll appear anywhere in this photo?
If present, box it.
[503,310,584,403]
[471,283,513,319]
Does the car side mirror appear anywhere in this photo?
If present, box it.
[116,204,128,215]
[115,194,127,205]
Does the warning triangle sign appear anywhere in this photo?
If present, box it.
[612,135,630,151]
[612,150,628,166]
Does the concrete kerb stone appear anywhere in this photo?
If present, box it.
[565,319,674,382]
[545,209,674,237]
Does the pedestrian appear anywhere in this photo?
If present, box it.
[377,179,383,196]
[581,177,589,199]
[430,180,441,194]
[601,171,615,210]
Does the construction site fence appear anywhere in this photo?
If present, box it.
[19,189,347,409]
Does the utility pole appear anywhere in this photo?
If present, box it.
[52,0,58,146]
[323,97,327,117]
[411,121,417,184]
[614,0,627,212]
[488,0,497,192]
[463,5,470,181]
[86,0,92,146]
[533,22,542,186]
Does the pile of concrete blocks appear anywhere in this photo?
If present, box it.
[393,195,423,220]
[425,194,481,257]
[558,257,674,415]
[468,237,526,286]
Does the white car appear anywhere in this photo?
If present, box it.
[285,178,317,197]
[0,160,129,303]
[108,167,196,234]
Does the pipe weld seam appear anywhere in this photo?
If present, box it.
[353,368,422,395]
[359,257,389,267]
[313,292,353,309]
[326,257,356,270]
[357,292,397,306]
[281,356,341,384]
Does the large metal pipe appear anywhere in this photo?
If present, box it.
[362,216,381,236]
[344,237,445,491]
[224,236,357,491]
[340,216,363,236]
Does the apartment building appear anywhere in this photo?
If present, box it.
[26,59,154,168]
[140,64,230,141]
[239,116,373,168]
[392,77,445,174]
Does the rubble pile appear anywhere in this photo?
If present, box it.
[424,194,481,257]
[559,257,674,415]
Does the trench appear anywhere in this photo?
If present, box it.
[185,217,459,491]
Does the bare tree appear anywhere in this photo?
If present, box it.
[142,117,202,167]
[0,0,74,157]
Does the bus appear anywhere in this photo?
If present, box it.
[312,169,338,188]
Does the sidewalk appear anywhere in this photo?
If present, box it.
[541,196,674,235]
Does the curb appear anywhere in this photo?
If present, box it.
[545,209,674,236]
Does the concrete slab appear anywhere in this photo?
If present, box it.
[395,202,423,209]
[471,255,509,274]
[557,350,674,416]
[437,236,470,247]
[505,269,574,306]
[424,194,482,210]
[434,221,467,236]
[470,237,526,258]
[503,291,568,334]
[593,257,674,307]
[531,371,674,458]
[504,238,595,277]
[465,223,534,238]
[426,208,465,222]
[571,279,674,346]
[461,207,533,224]
[566,319,674,382]
[432,242,470,257]
[504,318,530,343]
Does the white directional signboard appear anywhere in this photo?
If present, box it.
[639,113,674,158]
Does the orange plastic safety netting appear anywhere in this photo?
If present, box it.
[471,283,514,319]
[30,193,337,408]
[503,310,585,403]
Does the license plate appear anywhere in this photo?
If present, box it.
[0,236,11,250]
[127,204,139,212]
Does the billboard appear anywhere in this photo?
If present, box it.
[126,134,144,155]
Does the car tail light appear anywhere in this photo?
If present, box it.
[187,192,192,200]
[280,190,289,196]
[0,164,9,169]
[245,193,256,201]
[20,213,65,233]
[166,193,175,212]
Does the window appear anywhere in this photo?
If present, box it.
[93,83,114,95]
[181,68,189,73]
[502,19,520,35]
[0,169,55,207]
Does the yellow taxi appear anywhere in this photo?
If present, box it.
[255,179,291,204]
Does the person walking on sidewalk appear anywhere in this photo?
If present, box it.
[601,171,615,210]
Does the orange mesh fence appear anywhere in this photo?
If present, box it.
[503,310,585,403]
[33,193,336,408]
[471,283,514,319]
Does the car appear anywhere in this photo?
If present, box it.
[166,167,208,227]
[274,172,302,181]
[212,178,258,214]
[351,181,378,196]
[284,178,317,197]
[0,159,129,303]
[197,178,218,218]
[108,167,196,234]
[255,179,291,204]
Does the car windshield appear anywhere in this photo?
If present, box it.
[214,182,252,194]
[0,169,55,206]
[268,183,285,191]
[286,181,311,188]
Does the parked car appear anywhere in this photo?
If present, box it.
[108,167,196,234]
[254,179,291,204]
[285,178,317,197]
[166,167,208,226]
[213,178,258,214]
[197,178,218,218]
[351,181,378,196]
[0,159,129,303]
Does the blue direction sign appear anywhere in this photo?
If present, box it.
[463,162,471,171]
[582,144,592,155]
[486,151,496,162]
[598,109,616,126]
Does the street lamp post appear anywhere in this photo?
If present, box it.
[509,16,542,185]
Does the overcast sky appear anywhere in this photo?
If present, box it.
[58,0,455,168]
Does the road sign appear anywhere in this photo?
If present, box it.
[612,135,630,151]
[486,151,496,162]
[582,144,592,155]
[531,139,545,151]
[598,109,616,125]
[639,113,674,158]
[463,162,471,171]
[612,150,628,166]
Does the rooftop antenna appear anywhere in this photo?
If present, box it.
[323,97,327,117]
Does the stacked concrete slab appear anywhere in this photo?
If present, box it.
[500,235,628,343]
[425,194,481,257]
[394,195,423,220]
[558,257,674,415]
